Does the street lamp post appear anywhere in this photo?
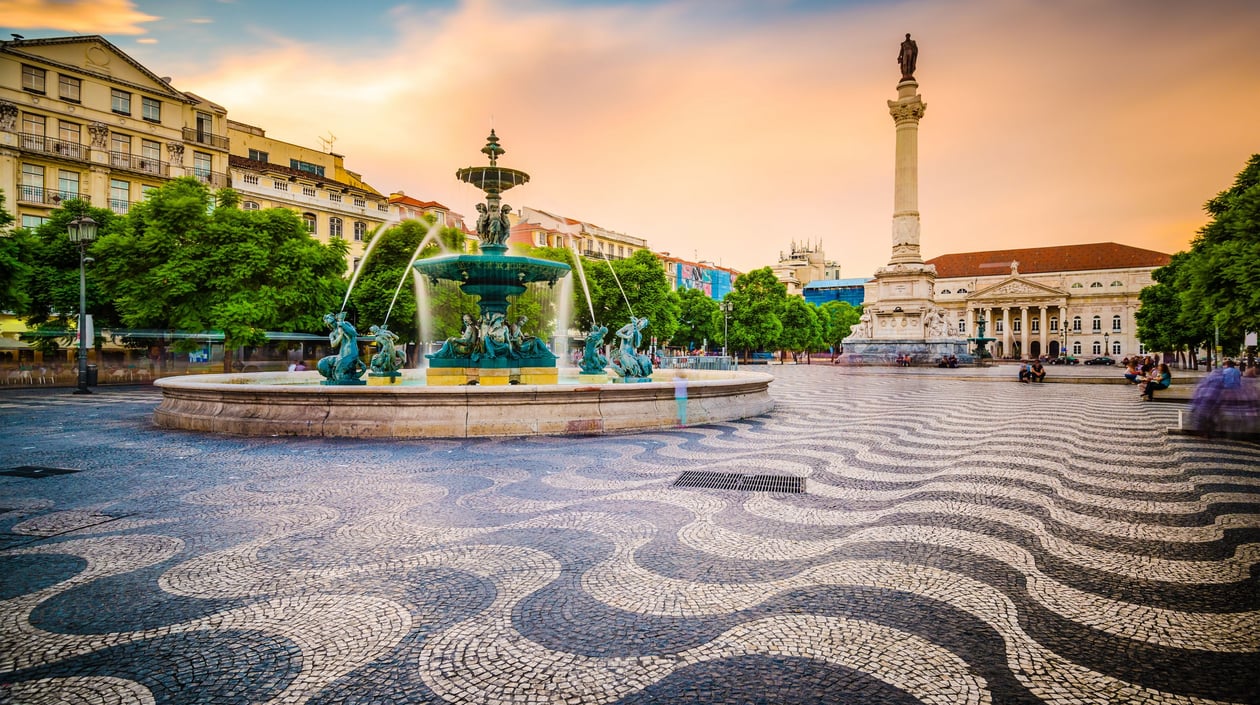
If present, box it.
[1104,331,1110,359]
[67,215,98,394]
[720,300,732,360]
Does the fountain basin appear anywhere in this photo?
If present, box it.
[153,369,774,438]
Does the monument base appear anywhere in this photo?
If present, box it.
[838,338,974,366]
[368,372,403,386]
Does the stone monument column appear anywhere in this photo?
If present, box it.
[887,79,926,265]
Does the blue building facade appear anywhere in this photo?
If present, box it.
[802,278,869,308]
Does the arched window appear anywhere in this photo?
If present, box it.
[1031,318,1040,332]
[956,288,968,293]
[1072,341,1081,355]
[940,289,951,294]
[1049,316,1059,332]
[242,201,260,211]
[329,217,343,239]
[1112,341,1121,355]
[995,320,1004,333]
[1090,282,1103,288]
[1110,281,1123,287]
[354,221,367,241]
[1112,315,1122,331]
[1092,315,1102,331]
[1072,316,1082,332]
[957,319,965,333]
[1092,341,1102,354]
[302,212,316,233]
[1071,282,1083,288]
[1012,319,1021,333]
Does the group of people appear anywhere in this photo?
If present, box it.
[1123,357,1171,400]
[1187,359,1259,437]
[895,353,913,367]
[936,355,959,368]
[1018,360,1047,383]
[431,312,550,362]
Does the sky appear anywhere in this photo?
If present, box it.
[3,0,1259,277]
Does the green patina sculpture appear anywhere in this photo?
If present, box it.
[368,324,407,375]
[318,312,367,385]
[610,316,653,380]
[580,325,610,374]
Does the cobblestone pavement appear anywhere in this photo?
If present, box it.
[1,366,1257,705]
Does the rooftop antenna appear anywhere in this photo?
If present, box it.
[317,131,337,152]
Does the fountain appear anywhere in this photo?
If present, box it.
[152,132,775,438]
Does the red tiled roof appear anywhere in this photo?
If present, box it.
[389,194,449,210]
[925,243,1171,279]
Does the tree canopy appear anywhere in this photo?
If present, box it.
[723,267,786,356]
[89,178,350,370]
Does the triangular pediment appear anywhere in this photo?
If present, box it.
[4,36,191,102]
[969,276,1064,301]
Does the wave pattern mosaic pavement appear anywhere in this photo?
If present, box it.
[1,367,1258,704]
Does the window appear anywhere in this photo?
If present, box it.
[1092,315,1102,332]
[111,89,132,115]
[377,203,389,212]
[141,184,157,197]
[20,164,44,201]
[22,214,50,228]
[58,121,80,147]
[302,185,317,197]
[329,192,342,203]
[353,221,366,241]
[22,65,46,93]
[1112,315,1122,332]
[957,319,966,334]
[142,97,161,122]
[1031,318,1040,332]
[110,179,129,214]
[22,113,46,136]
[273,180,289,191]
[1110,281,1123,287]
[995,320,1004,333]
[940,289,951,294]
[302,213,316,233]
[1012,319,1021,333]
[141,139,161,161]
[329,217,343,239]
[193,152,211,178]
[59,74,81,102]
[1071,282,1083,288]
[242,201,260,211]
[195,111,213,138]
[111,132,132,156]
[1090,282,1103,288]
[1112,341,1121,355]
[1072,316,1082,332]
[1092,341,1102,355]
[956,288,967,293]
[353,197,366,208]
[242,174,259,185]
[1073,341,1082,355]
[1049,317,1059,332]
[535,231,546,246]
[58,169,80,197]
[248,149,269,162]
[290,159,325,177]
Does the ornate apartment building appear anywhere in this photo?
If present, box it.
[0,35,230,228]
[927,243,1171,359]
[772,240,841,296]
[509,206,647,260]
[226,120,390,270]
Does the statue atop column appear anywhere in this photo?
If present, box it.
[898,33,918,81]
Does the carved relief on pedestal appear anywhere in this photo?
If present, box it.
[88,122,109,148]
[0,101,16,131]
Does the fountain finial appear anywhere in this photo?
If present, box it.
[481,129,505,166]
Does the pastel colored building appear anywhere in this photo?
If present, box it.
[657,253,739,301]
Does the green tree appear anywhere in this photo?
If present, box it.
[18,199,121,358]
[580,249,679,348]
[0,190,36,313]
[1178,154,1260,346]
[90,178,349,371]
[674,287,721,352]
[1136,253,1210,365]
[724,267,786,358]
[818,300,861,352]
[778,296,821,359]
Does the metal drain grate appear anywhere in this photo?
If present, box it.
[1,466,80,479]
[674,470,804,494]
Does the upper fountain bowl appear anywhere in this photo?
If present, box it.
[456,166,530,194]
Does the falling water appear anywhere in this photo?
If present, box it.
[569,243,597,323]
[341,214,401,312]
[383,220,446,326]
[414,271,431,365]
[554,272,574,366]
[603,252,633,316]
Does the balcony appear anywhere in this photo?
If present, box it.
[18,185,90,206]
[18,132,87,161]
[581,250,625,261]
[192,170,229,188]
[182,127,230,151]
[110,151,169,177]
[109,198,130,215]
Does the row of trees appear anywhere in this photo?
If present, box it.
[1,178,861,368]
[1137,155,1260,365]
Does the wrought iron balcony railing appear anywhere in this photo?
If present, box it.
[18,185,90,206]
[182,127,230,150]
[18,132,87,161]
[192,170,229,188]
[110,151,169,177]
